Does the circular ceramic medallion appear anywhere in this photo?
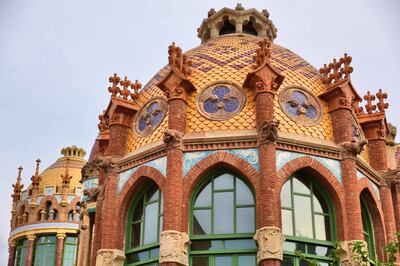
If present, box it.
[279,86,322,126]
[135,97,168,136]
[197,82,246,121]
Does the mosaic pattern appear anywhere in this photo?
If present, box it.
[118,156,167,193]
[279,87,322,126]
[135,97,168,136]
[197,82,245,120]
[276,150,342,183]
[357,171,380,201]
[10,222,79,238]
[183,148,259,176]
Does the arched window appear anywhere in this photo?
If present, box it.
[125,182,163,265]
[34,235,57,265]
[281,175,335,265]
[361,200,376,264]
[14,238,28,266]
[190,172,257,265]
[45,201,52,220]
[62,236,78,266]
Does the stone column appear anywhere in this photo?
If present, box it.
[56,233,66,266]
[77,203,91,266]
[7,240,17,266]
[25,234,36,266]
[243,38,284,266]
[391,179,400,232]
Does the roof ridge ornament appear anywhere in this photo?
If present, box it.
[61,158,72,184]
[168,42,192,78]
[12,166,24,198]
[253,38,271,69]
[319,53,353,86]
[107,73,141,101]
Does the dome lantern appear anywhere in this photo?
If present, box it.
[61,145,86,158]
[197,3,277,43]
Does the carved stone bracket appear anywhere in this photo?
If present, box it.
[83,185,102,201]
[339,139,368,159]
[339,240,370,266]
[96,249,126,266]
[383,170,400,187]
[253,226,284,263]
[160,230,191,266]
[258,120,279,144]
[95,156,120,173]
[163,129,184,150]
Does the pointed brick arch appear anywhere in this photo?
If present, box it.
[116,165,166,250]
[358,179,387,260]
[183,151,261,230]
[277,156,346,240]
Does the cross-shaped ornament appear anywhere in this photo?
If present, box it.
[108,73,121,96]
[340,53,353,79]
[130,80,142,100]
[119,76,132,100]
[364,91,377,114]
[376,89,389,112]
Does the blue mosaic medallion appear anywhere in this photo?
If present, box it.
[197,82,245,120]
[279,87,322,126]
[135,97,168,136]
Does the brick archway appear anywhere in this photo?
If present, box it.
[277,156,346,240]
[116,165,166,250]
[183,151,261,232]
[358,179,387,260]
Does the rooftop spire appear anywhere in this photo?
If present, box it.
[31,159,42,186]
[197,4,277,43]
[12,166,24,198]
[61,158,72,184]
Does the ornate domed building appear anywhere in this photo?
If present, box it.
[8,4,400,266]
[8,146,86,265]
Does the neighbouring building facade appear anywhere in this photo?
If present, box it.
[8,4,400,266]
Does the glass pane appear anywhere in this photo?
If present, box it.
[318,262,330,266]
[284,241,297,252]
[193,209,211,234]
[146,186,159,202]
[133,197,144,222]
[314,215,330,241]
[293,178,310,194]
[294,195,313,238]
[150,248,159,259]
[214,174,234,190]
[313,189,329,213]
[131,223,142,247]
[238,255,256,265]
[215,256,233,266]
[144,202,159,244]
[281,182,292,208]
[214,192,234,234]
[283,256,295,266]
[282,209,293,236]
[195,183,211,207]
[236,179,254,205]
[299,261,309,266]
[192,256,209,266]
[191,240,223,251]
[236,207,255,233]
[307,244,329,256]
[294,242,306,253]
[225,239,257,250]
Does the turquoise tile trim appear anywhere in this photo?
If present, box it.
[183,148,259,176]
[117,156,167,194]
[276,150,342,184]
[357,170,380,201]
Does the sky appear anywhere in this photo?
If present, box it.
[0,0,399,262]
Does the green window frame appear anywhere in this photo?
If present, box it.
[281,175,336,265]
[14,238,28,266]
[34,235,57,266]
[190,171,257,266]
[361,200,376,264]
[62,236,78,266]
[125,182,163,266]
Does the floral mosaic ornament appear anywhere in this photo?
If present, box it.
[135,97,168,136]
[279,86,323,126]
[197,82,246,120]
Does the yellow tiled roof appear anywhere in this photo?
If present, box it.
[126,34,333,152]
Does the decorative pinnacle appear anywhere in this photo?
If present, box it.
[376,89,389,112]
[235,3,245,11]
[119,76,132,100]
[31,159,42,186]
[252,38,272,69]
[107,73,141,101]
[98,110,109,133]
[363,91,377,114]
[130,80,142,100]
[208,8,216,17]
[168,42,192,77]
[108,73,121,96]
[12,166,24,195]
[61,158,72,184]
[319,53,353,86]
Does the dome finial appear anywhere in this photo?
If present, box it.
[61,145,86,158]
[235,3,244,11]
[61,158,72,184]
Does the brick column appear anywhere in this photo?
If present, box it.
[25,234,36,266]
[243,38,284,266]
[56,233,66,266]
[7,240,16,266]
[380,181,397,242]
[392,181,400,232]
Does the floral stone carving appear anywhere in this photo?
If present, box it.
[197,82,246,121]
[163,129,183,149]
[96,249,125,266]
[135,97,168,136]
[258,120,279,144]
[253,226,284,263]
[160,230,191,266]
[339,240,370,266]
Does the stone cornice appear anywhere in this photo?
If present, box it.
[9,222,79,241]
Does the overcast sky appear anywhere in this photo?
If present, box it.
[0,0,399,262]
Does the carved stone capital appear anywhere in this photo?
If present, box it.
[160,230,191,266]
[96,249,126,266]
[253,226,284,263]
[339,139,368,159]
[8,240,17,247]
[83,186,102,201]
[258,120,279,144]
[56,233,67,239]
[26,234,36,241]
[383,169,400,187]
[95,156,119,173]
[163,129,184,149]
[339,240,370,266]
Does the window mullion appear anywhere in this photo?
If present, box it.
[290,177,296,237]
[310,184,316,239]
[211,177,215,234]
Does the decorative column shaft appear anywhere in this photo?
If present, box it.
[380,182,397,242]
[30,159,42,208]
[7,241,17,266]
[392,181,400,232]
[25,234,36,266]
[56,233,66,266]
